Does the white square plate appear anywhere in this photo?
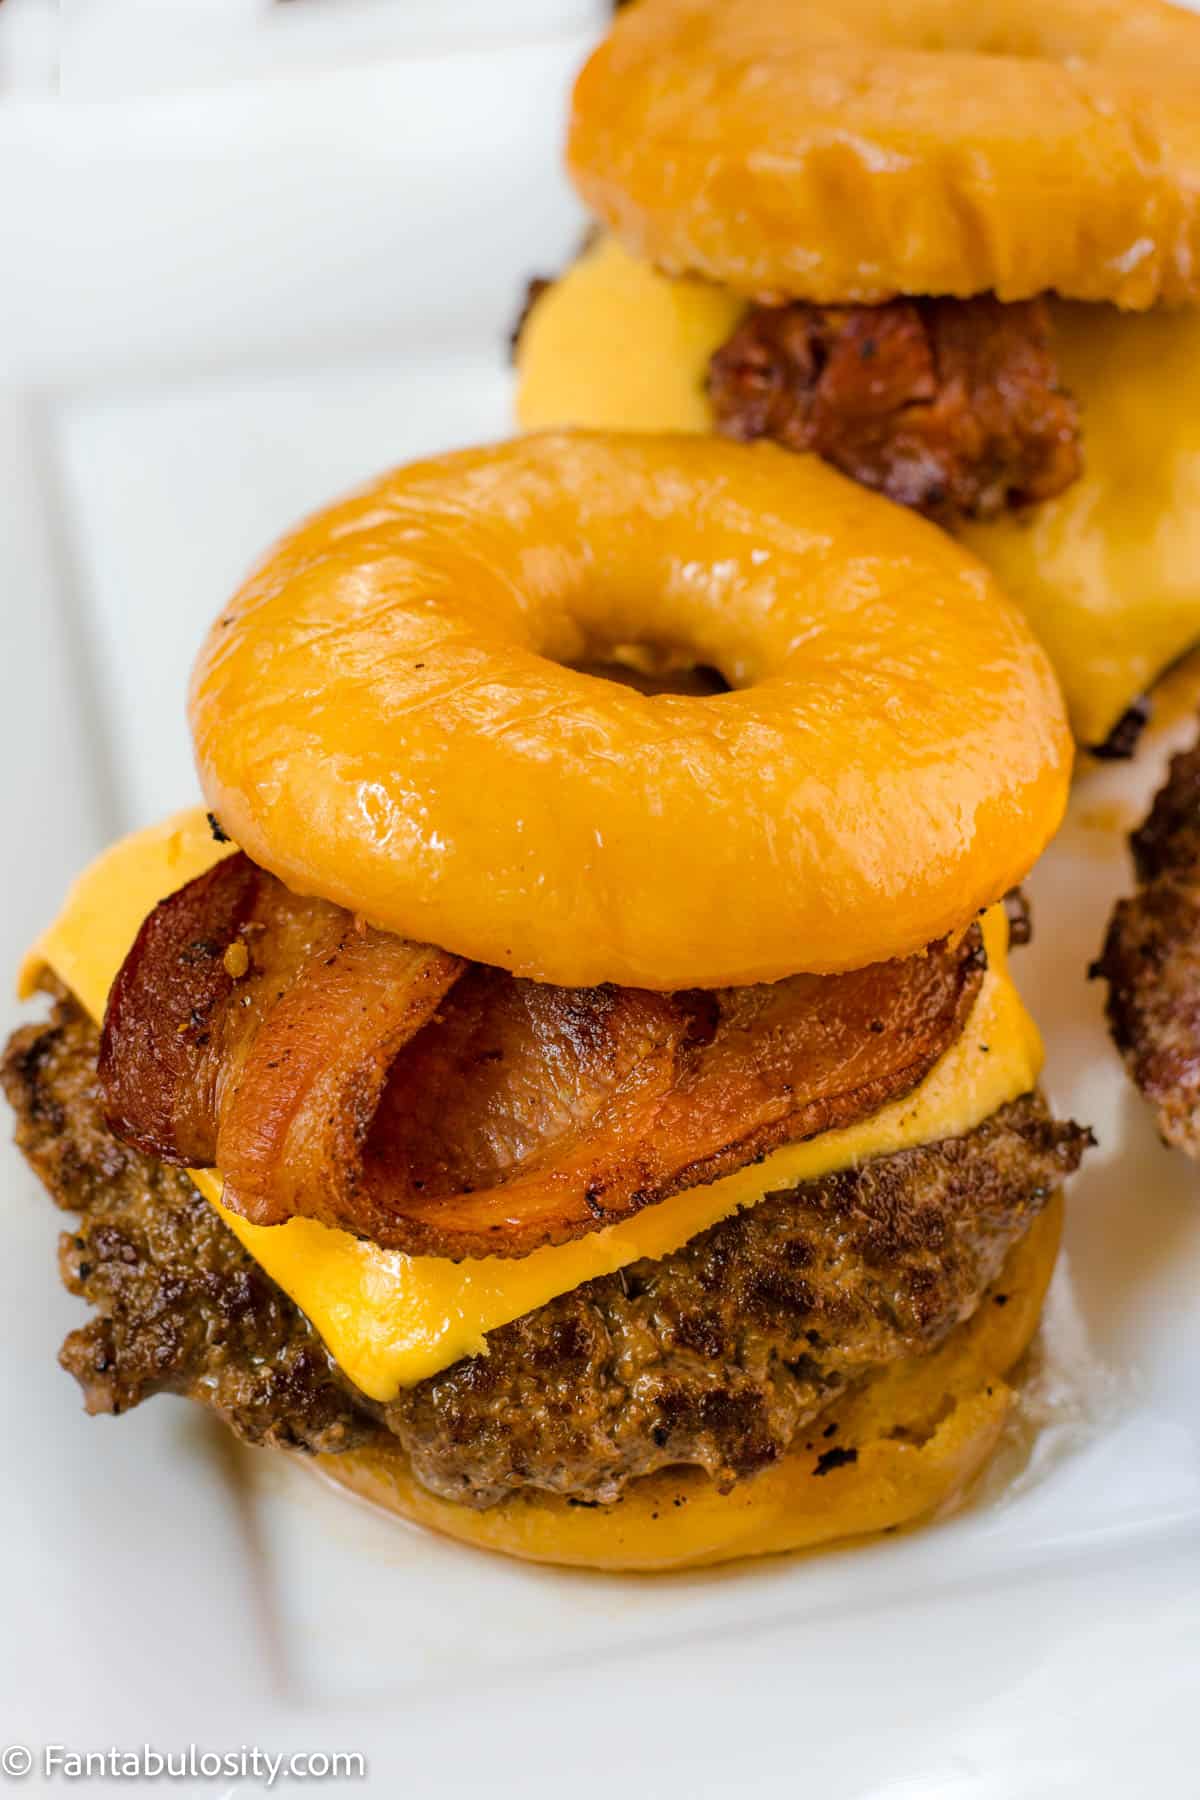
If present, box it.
[2,12,1199,1797]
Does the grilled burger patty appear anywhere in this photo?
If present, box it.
[3,994,1089,1507]
[1095,731,1200,1154]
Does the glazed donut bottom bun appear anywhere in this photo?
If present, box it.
[316,1197,1061,1573]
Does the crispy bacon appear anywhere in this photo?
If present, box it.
[99,855,464,1208]
[709,295,1081,520]
[100,855,986,1260]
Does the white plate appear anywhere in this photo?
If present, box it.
[2,15,1199,1799]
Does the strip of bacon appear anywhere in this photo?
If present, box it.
[99,854,464,1207]
[708,295,1081,520]
[100,855,985,1260]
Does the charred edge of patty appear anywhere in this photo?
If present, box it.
[1094,730,1200,1154]
[1,984,368,1453]
[509,275,553,361]
[1003,887,1033,949]
[1089,698,1152,763]
[2,994,1089,1508]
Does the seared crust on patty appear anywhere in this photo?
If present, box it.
[387,1099,1087,1506]
[1,987,369,1453]
[3,996,1088,1507]
[1095,732,1200,1154]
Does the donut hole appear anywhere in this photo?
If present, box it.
[569,642,731,698]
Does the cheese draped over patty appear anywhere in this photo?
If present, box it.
[23,809,1041,1400]
[517,235,1200,747]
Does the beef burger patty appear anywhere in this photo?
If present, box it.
[4,994,1088,1507]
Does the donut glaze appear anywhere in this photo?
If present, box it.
[191,431,1071,988]
[569,0,1200,308]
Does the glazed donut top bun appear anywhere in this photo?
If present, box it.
[192,432,1070,990]
[569,0,1200,309]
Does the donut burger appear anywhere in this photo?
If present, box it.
[4,431,1090,1570]
[517,0,1200,755]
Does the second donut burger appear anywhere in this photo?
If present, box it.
[4,431,1089,1570]
[517,0,1200,754]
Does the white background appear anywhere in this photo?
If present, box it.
[0,4,1198,1795]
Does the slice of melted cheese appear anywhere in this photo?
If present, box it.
[517,235,1200,747]
[21,809,1041,1400]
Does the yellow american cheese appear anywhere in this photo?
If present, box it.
[517,235,1200,748]
[21,809,1040,1400]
